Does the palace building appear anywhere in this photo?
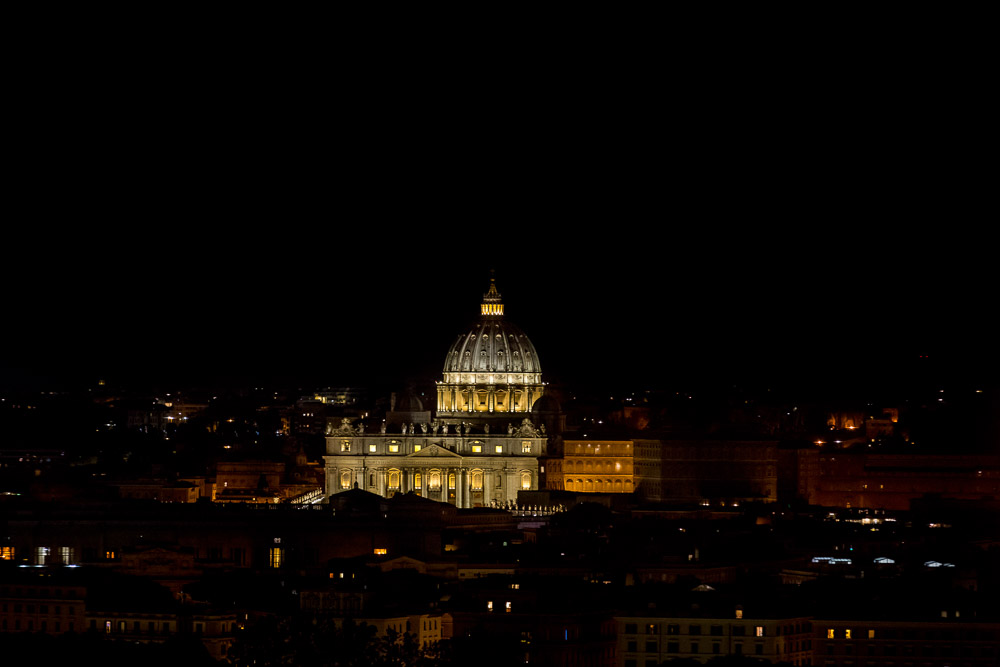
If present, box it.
[323,278,548,507]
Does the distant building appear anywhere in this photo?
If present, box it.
[616,614,813,665]
[798,451,1000,510]
[634,439,778,505]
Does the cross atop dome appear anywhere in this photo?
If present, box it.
[481,274,504,317]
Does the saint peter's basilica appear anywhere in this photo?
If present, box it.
[323,279,550,507]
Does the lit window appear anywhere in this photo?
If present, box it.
[472,471,483,490]
[487,601,493,612]
[735,609,743,619]
[755,626,764,637]
[373,548,387,555]
[429,472,441,490]
[388,471,400,489]
[341,471,352,489]
[448,474,456,489]
[868,629,875,639]
[369,444,376,453]
[389,444,399,453]
[522,441,532,453]
[845,629,852,639]
[35,547,49,565]
[521,472,531,490]
[269,547,283,568]
[0,547,14,560]
[105,550,116,560]
[827,629,835,639]
[414,444,421,452]
[415,473,422,489]
[505,601,511,613]
[341,441,351,452]
[59,547,74,564]
[472,445,482,453]
[495,445,503,453]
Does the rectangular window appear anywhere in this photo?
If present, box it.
[868,629,875,639]
[269,547,283,568]
[667,642,679,653]
[414,444,421,452]
[845,629,852,639]
[627,640,637,652]
[667,624,680,635]
[472,445,482,453]
[625,623,637,635]
[495,445,503,453]
[711,625,723,636]
[389,444,399,453]
[647,624,659,635]
[522,441,532,453]
[690,642,699,653]
[369,444,376,452]
[0,546,13,560]
[689,624,701,635]
[645,642,657,652]
[373,548,387,555]
[756,626,765,637]
[827,629,835,639]
[341,441,351,452]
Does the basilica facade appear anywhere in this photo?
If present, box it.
[323,279,548,507]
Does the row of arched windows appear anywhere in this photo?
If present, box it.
[339,469,532,492]
[564,478,633,493]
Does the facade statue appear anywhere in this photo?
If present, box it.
[380,422,387,434]
[401,423,408,435]
[514,418,539,437]
[484,424,489,434]
[328,418,357,436]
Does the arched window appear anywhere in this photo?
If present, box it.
[414,473,422,489]
[429,471,441,490]
[471,470,483,490]
[520,472,531,490]
[388,470,400,490]
[340,471,351,489]
[448,473,456,490]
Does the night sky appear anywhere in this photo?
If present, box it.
[3,53,994,397]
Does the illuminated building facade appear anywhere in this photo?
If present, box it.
[560,439,635,493]
[324,279,546,507]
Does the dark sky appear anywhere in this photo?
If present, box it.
[2,46,994,396]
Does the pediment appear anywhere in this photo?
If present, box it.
[405,444,461,459]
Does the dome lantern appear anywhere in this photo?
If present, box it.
[481,276,504,317]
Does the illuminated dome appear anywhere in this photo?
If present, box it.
[436,278,545,420]
[443,280,541,375]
